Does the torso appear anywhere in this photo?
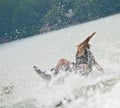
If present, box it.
[75,49,95,69]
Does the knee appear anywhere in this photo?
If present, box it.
[59,58,66,62]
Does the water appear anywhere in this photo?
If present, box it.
[0,14,120,108]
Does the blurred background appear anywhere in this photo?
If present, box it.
[0,0,120,44]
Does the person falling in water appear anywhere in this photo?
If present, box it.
[51,32,103,75]
[34,32,103,78]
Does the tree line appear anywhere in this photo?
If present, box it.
[0,0,120,43]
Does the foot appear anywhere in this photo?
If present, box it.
[33,66,42,74]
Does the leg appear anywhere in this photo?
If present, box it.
[55,58,70,72]
[51,58,70,76]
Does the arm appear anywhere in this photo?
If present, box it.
[94,60,104,72]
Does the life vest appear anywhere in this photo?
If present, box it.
[75,48,95,69]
